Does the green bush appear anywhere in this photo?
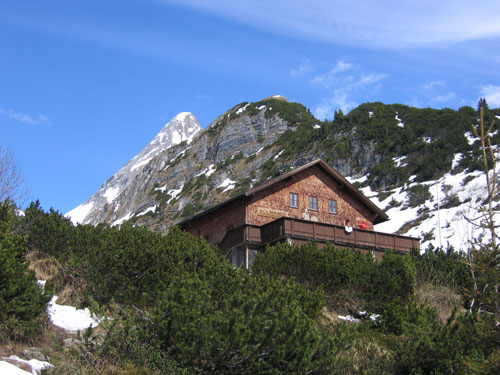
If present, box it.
[253,242,417,315]
[367,251,417,309]
[252,242,374,295]
[149,272,336,374]
[0,201,51,341]
[410,247,472,291]
[23,200,74,259]
[406,184,432,208]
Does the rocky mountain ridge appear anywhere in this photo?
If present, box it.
[66,96,500,251]
[67,112,201,225]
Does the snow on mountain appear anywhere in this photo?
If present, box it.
[66,112,201,224]
[349,154,499,252]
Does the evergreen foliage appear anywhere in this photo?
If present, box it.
[10,202,500,374]
[0,201,51,341]
[252,243,416,312]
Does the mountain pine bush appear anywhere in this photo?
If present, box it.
[0,201,51,341]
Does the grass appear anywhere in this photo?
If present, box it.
[415,282,466,324]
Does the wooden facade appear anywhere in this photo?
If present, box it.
[178,159,419,267]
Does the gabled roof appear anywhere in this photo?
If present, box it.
[177,158,389,227]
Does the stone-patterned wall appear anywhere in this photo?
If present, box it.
[246,165,375,230]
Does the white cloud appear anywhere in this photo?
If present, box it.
[311,63,388,119]
[352,73,388,88]
[423,80,445,91]
[433,92,457,104]
[0,108,49,125]
[158,0,500,48]
[314,90,357,120]
[310,60,352,86]
[480,85,500,107]
[290,59,313,77]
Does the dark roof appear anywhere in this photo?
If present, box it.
[176,158,389,227]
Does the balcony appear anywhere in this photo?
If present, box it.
[220,217,419,254]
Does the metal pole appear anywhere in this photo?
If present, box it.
[436,182,442,249]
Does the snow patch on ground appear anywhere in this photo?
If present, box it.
[195,164,216,177]
[156,184,168,192]
[393,156,407,167]
[130,149,157,172]
[170,147,189,163]
[368,111,373,118]
[338,315,361,323]
[346,175,368,184]
[257,105,266,110]
[0,360,32,375]
[313,124,321,129]
[236,104,249,115]
[423,136,432,144]
[465,131,476,145]
[47,296,102,331]
[205,164,216,177]
[395,112,404,128]
[218,178,236,192]
[112,212,134,226]
[1,356,53,375]
[274,150,284,159]
[137,205,157,216]
[66,201,94,225]
[166,186,183,203]
[103,186,121,203]
[37,280,46,288]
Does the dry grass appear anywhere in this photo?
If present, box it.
[325,288,363,315]
[26,251,62,283]
[336,338,395,375]
[320,306,340,326]
[25,250,88,306]
[416,282,466,323]
[56,278,88,306]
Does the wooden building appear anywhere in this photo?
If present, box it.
[178,158,419,268]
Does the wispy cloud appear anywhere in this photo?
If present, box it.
[0,108,49,125]
[423,80,445,91]
[433,92,457,104]
[480,84,500,107]
[310,61,352,86]
[290,59,313,77]
[309,60,388,118]
[158,0,500,48]
[314,91,357,120]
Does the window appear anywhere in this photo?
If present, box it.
[328,199,337,214]
[309,196,318,210]
[289,192,298,208]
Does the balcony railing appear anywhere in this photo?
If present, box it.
[220,217,419,253]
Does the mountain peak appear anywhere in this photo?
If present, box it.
[173,112,194,121]
[262,95,289,102]
[66,112,201,224]
[157,112,201,146]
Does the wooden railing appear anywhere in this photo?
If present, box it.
[220,217,419,253]
[219,224,262,251]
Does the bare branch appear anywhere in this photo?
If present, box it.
[0,144,27,204]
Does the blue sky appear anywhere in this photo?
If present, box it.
[1,0,500,213]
